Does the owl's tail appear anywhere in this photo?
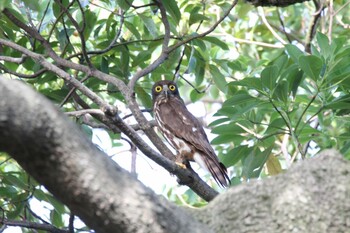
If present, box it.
[194,154,230,188]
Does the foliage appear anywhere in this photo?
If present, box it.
[0,0,350,232]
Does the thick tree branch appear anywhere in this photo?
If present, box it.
[195,149,350,232]
[246,0,310,7]
[0,78,211,233]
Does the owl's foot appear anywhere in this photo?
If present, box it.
[175,162,187,169]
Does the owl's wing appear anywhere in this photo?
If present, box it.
[157,97,230,187]
[158,97,217,159]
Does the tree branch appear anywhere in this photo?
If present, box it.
[0,78,211,233]
[0,7,221,201]
[194,149,350,233]
[246,0,311,7]
[0,219,68,233]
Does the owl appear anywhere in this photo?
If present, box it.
[152,80,230,187]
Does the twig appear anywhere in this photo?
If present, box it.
[128,0,239,90]
[328,0,334,42]
[0,64,46,79]
[0,55,26,63]
[294,94,317,134]
[276,9,292,43]
[53,0,93,67]
[179,74,208,94]
[122,109,152,120]
[25,204,50,225]
[59,74,90,107]
[0,39,111,111]
[37,0,51,32]
[173,47,186,82]
[121,137,138,177]
[281,133,291,167]
[65,109,105,117]
[0,219,68,233]
[305,0,325,53]
[231,36,284,48]
[84,8,125,56]
[258,7,287,45]
[128,0,171,90]
[333,0,350,15]
[168,0,238,52]
[68,213,74,233]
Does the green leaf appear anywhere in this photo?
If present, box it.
[101,57,109,74]
[162,0,181,25]
[51,209,64,227]
[193,38,207,51]
[81,9,98,39]
[120,46,130,77]
[34,189,66,214]
[81,124,93,139]
[187,53,197,74]
[209,64,227,93]
[223,93,257,106]
[135,85,153,109]
[261,65,279,92]
[116,0,132,10]
[229,78,263,92]
[208,117,230,127]
[220,146,251,167]
[273,79,289,103]
[189,13,209,25]
[285,44,304,63]
[2,173,28,190]
[298,55,323,81]
[133,50,152,67]
[139,14,158,38]
[124,21,141,39]
[211,123,243,135]
[325,95,350,110]
[0,0,11,11]
[265,118,285,135]
[22,0,40,11]
[190,89,205,102]
[7,196,26,219]
[266,155,282,175]
[242,146,272,179]
[0,186,18,197]
[211,134,245,145]
[316,32,331,58]
[202,36,229,50]
[283,65,304,98]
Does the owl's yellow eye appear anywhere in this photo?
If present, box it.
[169,84,176,91]
[155,86,162,92]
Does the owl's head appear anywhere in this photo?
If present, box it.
[152,80,180,100]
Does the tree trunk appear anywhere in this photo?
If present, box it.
[1,78,349,233]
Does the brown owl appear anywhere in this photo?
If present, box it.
[152,80,230,187]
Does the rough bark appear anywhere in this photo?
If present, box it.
[196,149,350,232]
[1,78,350,233]
[0,78,209,233]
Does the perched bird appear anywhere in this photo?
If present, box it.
[152,80,230,187]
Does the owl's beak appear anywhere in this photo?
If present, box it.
[162,85,170,98]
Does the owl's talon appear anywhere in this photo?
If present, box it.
[175,162,187,169]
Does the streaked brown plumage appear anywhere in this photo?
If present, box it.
[152,80,230,187]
